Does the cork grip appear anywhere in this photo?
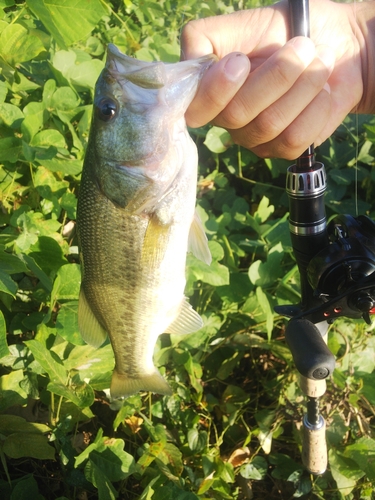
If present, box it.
[302,415,327,475]
[300,375,326,398]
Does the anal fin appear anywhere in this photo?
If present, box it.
[78,287,107,348]
[165,299,203,335]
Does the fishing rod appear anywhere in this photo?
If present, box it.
[274,0,375,475]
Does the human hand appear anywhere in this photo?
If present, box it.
[181,0,364,159]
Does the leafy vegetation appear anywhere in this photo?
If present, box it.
[0,0,374,499]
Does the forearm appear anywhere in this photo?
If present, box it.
[352,1,375,114]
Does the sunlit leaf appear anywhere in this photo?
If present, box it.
[26,0,107,49]
[0,23,45,65]
[0,310,10,359]
[204,126,232,153]
[56,301,85,345]
[24,339,67,384]
[329,449,365,496]
[0,102,24,128]
[51,263,81,301]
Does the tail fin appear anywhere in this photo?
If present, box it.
[110,368,172,399]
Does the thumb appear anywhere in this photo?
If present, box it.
[185,52,251,128]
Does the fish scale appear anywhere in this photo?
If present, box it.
[77,44,215,398]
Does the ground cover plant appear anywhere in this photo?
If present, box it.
[0,0,374,499]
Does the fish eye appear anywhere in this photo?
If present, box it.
[96,98,118,122]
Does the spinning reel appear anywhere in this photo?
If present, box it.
[274,0,375,475]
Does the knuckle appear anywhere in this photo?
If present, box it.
[248,106,289,146]
[180,19,202,40]
[218,96,252,129]
[267,57,296,90]
[281,126,308,156]
[304,70,329,92]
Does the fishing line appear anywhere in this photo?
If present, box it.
[178,0,190,48]
[354,109,359,216]
[353,0,359,217]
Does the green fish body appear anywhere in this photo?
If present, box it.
[77,45,214,398]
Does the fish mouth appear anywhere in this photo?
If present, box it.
[107,44,167,89]
[106,44,217,90]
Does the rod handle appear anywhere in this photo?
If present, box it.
[289,0,310,38]
[285,319,335,379]
[302,415,327,474]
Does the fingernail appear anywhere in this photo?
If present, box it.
[289,37,315,67]
[223,53,250,82]
[316,46,335,73]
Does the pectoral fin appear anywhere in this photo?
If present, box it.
[78,287,107,348]
[165,299,203,335]
[188,210,212,265]
[141,214,171,268]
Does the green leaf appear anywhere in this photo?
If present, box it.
[21,101,47,141]
[0,136,22,162]
[80,436,135,499]
[89,441,135,482]
[187,429,207,453]
[255,287,274,340]
[84,459,118,500]
[0,80,7,103]
[7,475,40,500]
[269,453,302,480]
[248,242,284,287]
[0,269,17,297]
[0,369,27,406]
[240,456,268,480]
[30,128,66,148]
[66,58,104,90]
[329,449,365,496]
[39,157,82,175]
[184,353,203,393]
[47,381,95,408]
[18,254,53,292]
[0,23,45,65]
[187,255,230,287]
[26,0,107,49]
[14,211,62,253]
[0,415,50,436]
[0,102,24,128]
[56,301,85,345]
[28,236,68,276]
[51,263,81,301]
[343,436,375,481]
[0,310,10,359]
[217,350,243,380]
[51,86,80,111]
[64,343,114,383]
[24,339,67,384]
[60,191,77,219]
[3,432,55,460]
[254,196,274,224]
[204,126,232,153]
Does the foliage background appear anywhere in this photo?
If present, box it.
[0,0,374,499]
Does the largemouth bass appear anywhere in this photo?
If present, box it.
[76,44,214,399]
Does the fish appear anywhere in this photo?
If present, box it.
[76,44,215,399]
